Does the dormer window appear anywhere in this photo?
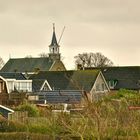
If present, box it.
[108,80,117,89]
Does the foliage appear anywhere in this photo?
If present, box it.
[38,52,48,58]
[105,89,140,106]
[74,52,113,68]
[25,55,32,58]
[0,117,8,132]
[0,117,26,132]
[0,91,140,139]
[15,103,40,117]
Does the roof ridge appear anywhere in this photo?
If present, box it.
[9,57,49,60]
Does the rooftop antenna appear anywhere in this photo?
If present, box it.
[58,26,65,44]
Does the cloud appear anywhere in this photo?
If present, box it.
[0,0,140,67]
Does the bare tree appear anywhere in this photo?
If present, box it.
[25,55,32,58]
[38,52,48,58]
[74,52,113,68]
[0,57,5,70]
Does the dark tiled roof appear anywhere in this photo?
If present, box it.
[36,90,82,104]
[32,79,45,92]
[86,66,140,90]
[30,70,100,91]
[1,57,54,73]
[0,72,26,80]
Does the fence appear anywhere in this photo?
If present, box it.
[8,111,28,123]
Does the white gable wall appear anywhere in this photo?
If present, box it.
[90,72,110,101]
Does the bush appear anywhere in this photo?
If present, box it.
[15,103,39,117]
[7,121,27,132]
[0,118,8,132]
[0,117,27,132]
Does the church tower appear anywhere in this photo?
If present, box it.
[49,23,60,61]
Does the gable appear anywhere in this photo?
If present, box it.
[41,83,50,91]
[32,79,51,92]
[49,60,66,71]
[91,72,110,93]
[40,80,52,91]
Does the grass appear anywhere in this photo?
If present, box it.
[0,89,140,140]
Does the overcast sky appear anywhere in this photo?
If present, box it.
[0,0,140,69]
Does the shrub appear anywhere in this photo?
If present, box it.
[0,118,8,132]
[15,103,39,117]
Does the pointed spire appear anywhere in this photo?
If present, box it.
[53,23,55,32]
[50,23,59,46]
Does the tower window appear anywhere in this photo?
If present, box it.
[51,48,55,53]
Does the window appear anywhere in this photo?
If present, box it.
[16,81,32,92]
[101,83,105,91]
[108,80,116,89]
[53,48,54,53]
[42,83,49,91]
[42,87,49,91]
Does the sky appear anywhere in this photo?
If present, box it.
[0,0,140,69]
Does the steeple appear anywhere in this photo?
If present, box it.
[50,23,59,46]
[49,23,60,61]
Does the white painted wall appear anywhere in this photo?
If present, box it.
[6,79,32,93]
[90,72,110,101]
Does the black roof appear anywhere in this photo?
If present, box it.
[86,66,140,90]
[1,57,54,73]
[30,70,100,91]
[0,72,26,80]
[36,90,82,104]
[32,79,45,92]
